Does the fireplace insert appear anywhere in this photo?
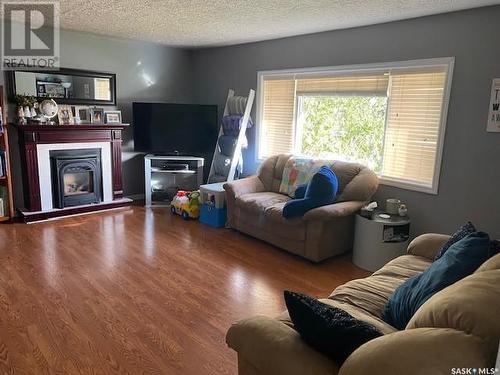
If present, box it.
[50,149,102,208]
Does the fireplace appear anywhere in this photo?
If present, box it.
[50,149,102,208]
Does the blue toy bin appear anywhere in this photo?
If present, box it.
[200,204,227,228]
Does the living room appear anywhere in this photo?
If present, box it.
[0,1,499,374]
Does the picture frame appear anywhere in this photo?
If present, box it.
[57,105,74,125]
[73,105,90,124]
[104,110,122,124]
[90,107,104,124]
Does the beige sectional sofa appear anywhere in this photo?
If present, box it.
[226,233,500,375]
[224,154,379,262]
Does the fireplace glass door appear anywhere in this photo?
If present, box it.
[50,149,102,208]
[63,169,94,196]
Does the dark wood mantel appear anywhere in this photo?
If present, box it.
[15,123,130,216]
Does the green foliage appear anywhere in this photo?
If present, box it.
[299,96,386,172]
[14,94,36,107]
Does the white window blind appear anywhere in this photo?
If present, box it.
[381,68,447,189]
[296,74,389,96]
[259,78,296,158]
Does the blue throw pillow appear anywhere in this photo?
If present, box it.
[382,231,492,330]
[434,221,476,260]
[282,166,338,218]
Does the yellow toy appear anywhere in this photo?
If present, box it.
[170,190,201,220]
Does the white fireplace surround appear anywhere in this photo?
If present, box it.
[37,142,113,211]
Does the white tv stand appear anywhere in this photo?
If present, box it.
[144,154,204,207]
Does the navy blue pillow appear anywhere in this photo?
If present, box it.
[282,166,338,218]
[382,231,491,330]
[434,221,476,260]
[284,291,382,364]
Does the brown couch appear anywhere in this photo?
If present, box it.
[226,233,500,375]
[223,154,379,262]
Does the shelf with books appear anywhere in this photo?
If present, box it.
[0,86,15,221]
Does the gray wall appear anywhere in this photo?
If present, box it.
[191,6,500,238]
[2,28,194,207]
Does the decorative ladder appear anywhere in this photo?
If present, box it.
[208,88,255,183]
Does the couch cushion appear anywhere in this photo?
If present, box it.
[329,255,431,320]
[236,192,290,214]
[382,232,492,330]
[332,161,379,202]
[257,154,291,192]
[475,252,500,273]
[406,269,500,351]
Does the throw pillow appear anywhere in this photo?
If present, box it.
[284,291,382,364]
[282,166,338,218]
[434,221,476,260]
[382,231,492,330]
[279,157,332,197]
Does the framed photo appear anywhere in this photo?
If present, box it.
[104,110,122,124]
[57,105,74,125]
[73,106,90,124]
[90,107,104,124]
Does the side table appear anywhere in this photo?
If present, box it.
[352,211,410,272]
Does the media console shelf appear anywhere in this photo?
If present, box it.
[144,154,204,207]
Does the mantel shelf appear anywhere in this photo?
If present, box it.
[11,123,129,131]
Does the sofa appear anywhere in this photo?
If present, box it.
[223,154,379,262]
[226,233,500,375]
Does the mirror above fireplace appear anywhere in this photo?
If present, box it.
[7,68,116,106]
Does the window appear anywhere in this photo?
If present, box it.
[256,58,454,194]
[94,78,111,100]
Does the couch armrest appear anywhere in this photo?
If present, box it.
[406,233,450,260]
[226,316,337,375]
[339,328,492,375]
[303,201,365,221]
[224,176,266,199]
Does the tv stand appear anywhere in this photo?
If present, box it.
[144,154,204,207]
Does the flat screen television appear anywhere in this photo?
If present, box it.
[132,102,218,155]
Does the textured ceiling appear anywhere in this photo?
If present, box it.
[54,0,500,47]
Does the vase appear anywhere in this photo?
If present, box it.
[31,107,37,117]
[24,106,31,118]
[17,106,25,124]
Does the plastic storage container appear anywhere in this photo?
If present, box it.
[199,204,227,228]
[199,182,227,228]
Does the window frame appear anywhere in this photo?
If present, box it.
[255,57,455,194]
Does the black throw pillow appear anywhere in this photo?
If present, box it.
[284,291,382,364]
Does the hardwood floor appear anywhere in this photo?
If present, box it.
[0,206,369,375]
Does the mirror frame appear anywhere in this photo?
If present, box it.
[7,67,117,106]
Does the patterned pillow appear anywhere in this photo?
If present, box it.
[434,221,476,260]
[279,157,332,197]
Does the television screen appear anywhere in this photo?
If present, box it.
[132,102,218,156]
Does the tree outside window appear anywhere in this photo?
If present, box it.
[296,96,387,172]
